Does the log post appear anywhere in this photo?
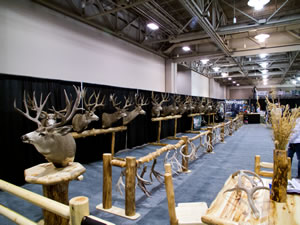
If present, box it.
[229,119,233,136]
[157,121,162,143]
[125,157,137,216]
[234,119,238,131]
[164,173,178,225]
[220,123,225,143]
[254,155,260,175]
[42,182,69,225]
[207,127,213,153]
[69,196,89,225]
[271,149,288,202]
[103,154,112,209]
[174,118,178,138]
[181,136,189,172]
[111,132,115,157]
[165,163,172,174]
[288,157,292,180]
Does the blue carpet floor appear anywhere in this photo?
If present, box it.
[0,124,298,225]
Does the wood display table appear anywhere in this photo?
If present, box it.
[25,162,86,225]
[202,174,300,225]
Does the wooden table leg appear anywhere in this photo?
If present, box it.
[42,182,69,225]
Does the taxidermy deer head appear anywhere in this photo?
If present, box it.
[151,92,169,117]
[101,94,130,128]
[123,94,148,125]
[14,86,81,167]
[72,88,105,132]
[161,95,178,117]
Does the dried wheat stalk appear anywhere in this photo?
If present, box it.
[266,98,300,150]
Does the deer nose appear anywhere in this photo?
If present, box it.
[21,135,29,142]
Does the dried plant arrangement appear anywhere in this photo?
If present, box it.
[266,97,300,150]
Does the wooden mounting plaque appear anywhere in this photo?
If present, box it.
[96,204,140,220]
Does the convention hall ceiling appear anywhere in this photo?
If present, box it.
[33,0,300,87]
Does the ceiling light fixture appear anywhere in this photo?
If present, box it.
[262,75,268,79]
[213,67,220,72]
[261,69,268,74]
[260,62,268,68]
[248,0,270,10]
[233,81,236,84]
[297,77,300,81]
[259,53,268,59]
[147,23,159,30]
[292,80,297,85]
[201,59,209,64]
[255,34,270,43]
[228,77,232,80]
[237,83,240,86]
[221,72,228,77]
[182,46,191,52]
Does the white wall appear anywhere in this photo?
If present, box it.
[177,70,191,95]
[209,79,226,99]
[0,0,165,91]
[191,71,209,97]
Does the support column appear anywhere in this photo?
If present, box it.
[165,60,177,93]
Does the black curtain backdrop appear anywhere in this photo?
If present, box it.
[1,74,223,185]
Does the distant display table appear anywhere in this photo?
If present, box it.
[202,174,300,225]
[25,162,86,225]
[246,113,260,124]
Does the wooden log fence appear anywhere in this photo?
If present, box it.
[98,115,243,219]
[0,179,114,225]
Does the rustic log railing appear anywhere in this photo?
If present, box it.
[0,179,114,225]
[98,115,243,219]
[72,126,127,156]
[149,115,182,145]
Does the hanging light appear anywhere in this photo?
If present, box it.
[260,62,268,68]
[232,81,236,84]
[236,83,240,86]
[147,23,159,30]
[292,79,297,85]
[233,0,237,24]
[297,77,300,81]
[261,69,268,74]
[182,46,191,52]
[262,75,268,79]
[201,59,209,64]
[255,34,270,42]
[221,72,228,77]
[213,67,220,72]
[228,77,232,80]
[248,0,270,10]
[259,53,268,59]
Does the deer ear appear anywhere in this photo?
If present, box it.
[54,125,73,136]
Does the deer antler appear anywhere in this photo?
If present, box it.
[50,85,81,129]
[149,159,164,183]
[123,96,133,110]
[136,94,149,107]
[151,92,160,104]
[110,94,121,109]
[160,93,169,105]
[92,92,105,112]
[136,165,152,197]
[14,91,51,128]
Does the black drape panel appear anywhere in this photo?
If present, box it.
[1,74,223,185]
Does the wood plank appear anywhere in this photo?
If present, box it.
[96,204,140,220]
[202,175,300,225]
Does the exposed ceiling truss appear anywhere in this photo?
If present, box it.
[33,0,300,87]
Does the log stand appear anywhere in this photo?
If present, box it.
[149,115,182,145]
[185,113,204,134]
[24,163,86,225]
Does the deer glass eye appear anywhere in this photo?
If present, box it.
[39,132,46,137]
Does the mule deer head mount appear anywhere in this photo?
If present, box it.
[151,92,169,117]
[123,94,148,125]
[72,88,105,132]
[14,86,81,167]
